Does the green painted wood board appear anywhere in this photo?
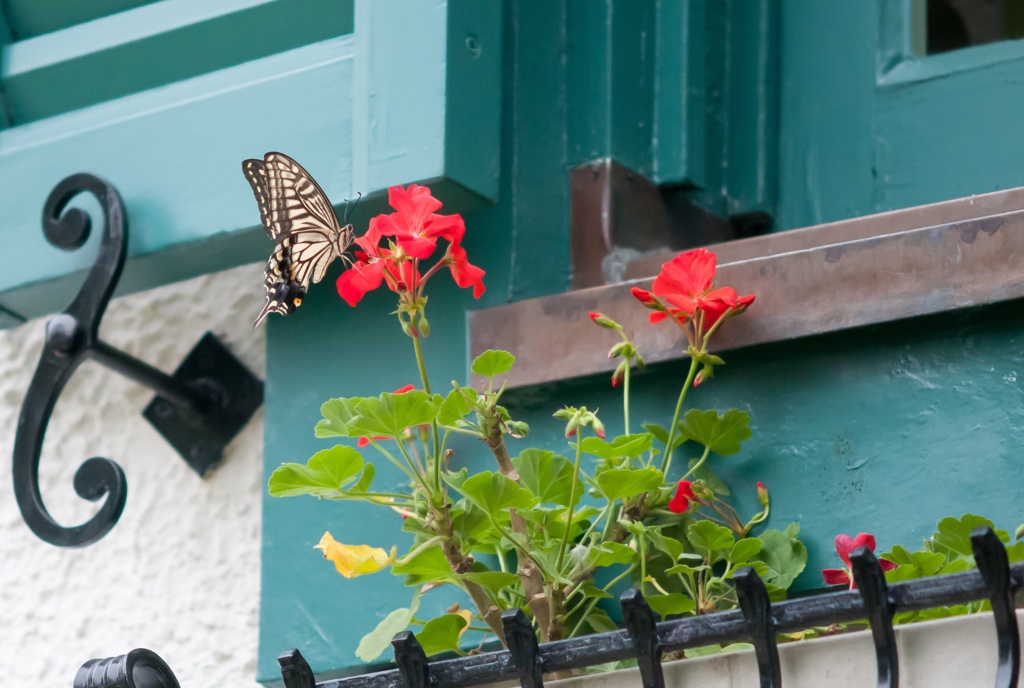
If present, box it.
[0,0,500,323]
[4,0,355,124]
[3,0,157,39]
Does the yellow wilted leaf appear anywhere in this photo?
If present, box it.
[314,531,396,578]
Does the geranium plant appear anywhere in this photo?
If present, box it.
[269,185,806,661]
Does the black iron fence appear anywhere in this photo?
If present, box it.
[75,526,1022,688]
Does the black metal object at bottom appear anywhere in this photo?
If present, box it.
[142,332,263,475]
[76,527,1023,688]
[74,649,180,688]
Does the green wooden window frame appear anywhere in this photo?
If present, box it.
[0,0,499,329]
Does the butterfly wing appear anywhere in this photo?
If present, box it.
[242,152,355,327]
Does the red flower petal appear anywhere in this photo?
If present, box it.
[393,384,416,394]
[448,242,486,298]
[668,495,690,513]
[879,558,898,572]
[337,260,386,307]
[822,568,851,586]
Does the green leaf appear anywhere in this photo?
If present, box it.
[642,423,670,447]
[582,542,637,569]
[595,467,664,500]
[645,528,684,562]
[471,349,516,378]
[442,467,470,491]
[268,445,367,498]
[665,563,711,576]
[580,608,617,634]
[730,538,762,566]
[1006,541,1024,563]
[932,514,1002,557]
[460,571,520,593]
[750,524,807,590]
[576,584,614,600]
[438,387,474,427]
[687,459,730,496]
[315,397,363,438]
[458,471,537,516]
[645,593,696,618]
[580,434,654,460]
[415,614,469,656]
[677,409,751,456]
[355,593,420,662]
[513,449,581,507]
[687,521,736,563]
[348,391,438,438]
[393,547,454,584]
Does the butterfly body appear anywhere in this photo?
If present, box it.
[243,152,354,328]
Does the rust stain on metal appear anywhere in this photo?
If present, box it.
[470,192,1024,390]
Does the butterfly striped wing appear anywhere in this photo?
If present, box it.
[242,152,354,328]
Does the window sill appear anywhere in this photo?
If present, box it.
[470,187,1024,389]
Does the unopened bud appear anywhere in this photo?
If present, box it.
[418,316,430,337]
[589,311,620,330]
[630,286,655,305]
[756,481,769,507]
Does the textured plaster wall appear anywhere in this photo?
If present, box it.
[0,263,266,687]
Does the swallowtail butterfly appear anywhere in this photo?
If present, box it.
[242,152,356,328]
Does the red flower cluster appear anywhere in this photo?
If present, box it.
[336,185,485,308]
[631,249,753,349]
[821,533,897,590]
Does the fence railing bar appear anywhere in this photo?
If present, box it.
[313,559,1024,688]
[734,567,782,688]
[971,527,1020,688]
[393,632,431,688]
[279,648,317,688]
[621,589,666,688]
[503,609,545,688]
[850,547,899,688]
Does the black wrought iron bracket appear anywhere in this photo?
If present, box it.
[79,527,1023,688]
[13,173,263,548]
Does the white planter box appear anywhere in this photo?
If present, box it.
[550,610,1023,688]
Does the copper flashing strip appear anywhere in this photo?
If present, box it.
[470,189,1024,389]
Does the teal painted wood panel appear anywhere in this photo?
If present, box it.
[3,0,354,124]
[875,44,1024,210]
[499,301,1024,591]
[0,0,500,323]
[3,0,157,39]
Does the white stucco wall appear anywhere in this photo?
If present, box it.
[0,263,266,687]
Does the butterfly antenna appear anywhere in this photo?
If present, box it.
[344,192,363,224]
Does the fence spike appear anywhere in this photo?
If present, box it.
[502,608,544,688]
[621,589,666,688]
[971,526,1020,688]
[393,631,430,688]
[279,648,316,688]
[734,567,782,688]
[850,546,899,688]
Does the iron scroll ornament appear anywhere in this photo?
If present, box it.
[13,173,263,548]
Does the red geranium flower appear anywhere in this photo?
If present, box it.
[821,533,897,589]
[668,480,695,513]
[650,249,754,328]
[447,240,486,298]
[374,184,465,260]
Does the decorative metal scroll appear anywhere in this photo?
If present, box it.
[78,526,1022,688]
[13,173,263,548]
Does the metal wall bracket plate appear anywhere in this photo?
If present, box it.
[143,332,263,476]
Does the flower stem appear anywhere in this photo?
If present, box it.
[555,433,585,573]
[661,355,700,475]
[680,444,712,482]
[623,364,631,435]
[410,322,443,492]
